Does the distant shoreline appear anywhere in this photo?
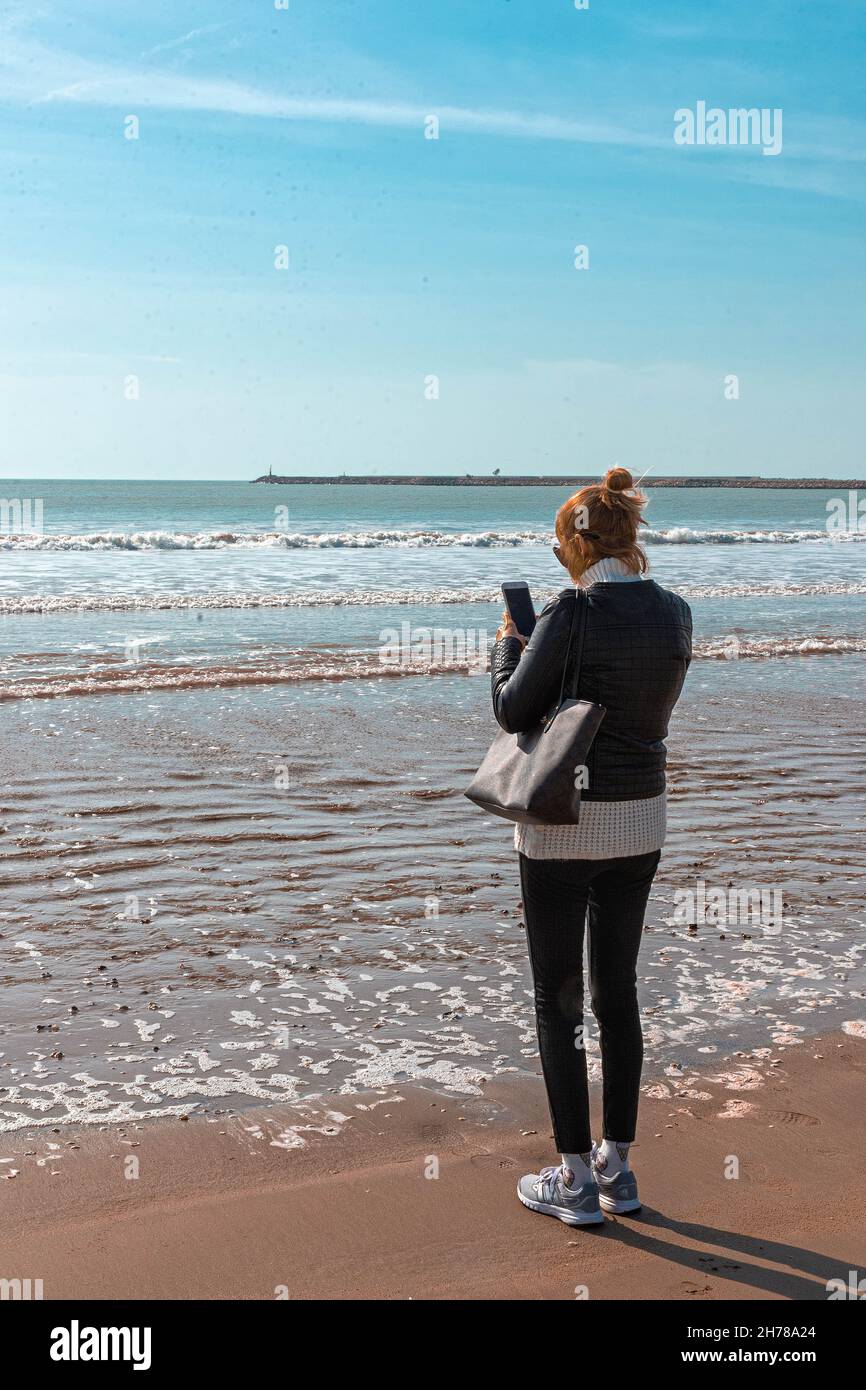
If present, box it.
[251,474,863,489]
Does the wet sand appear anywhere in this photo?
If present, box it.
[1,1029,863,1301]
[1,668,865,1132]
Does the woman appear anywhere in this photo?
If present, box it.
[491,467,692,1227]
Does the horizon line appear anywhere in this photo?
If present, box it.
[2,474,864,488]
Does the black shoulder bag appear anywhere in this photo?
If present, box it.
[464,588,606,826]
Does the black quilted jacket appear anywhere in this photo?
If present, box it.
[490,582,692,801]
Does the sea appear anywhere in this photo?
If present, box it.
[0,480,864,1134]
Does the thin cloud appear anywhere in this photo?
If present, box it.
[0,34,660,149]
[35,67,663,151]
[140,23,233,61]
[2,34,863,197]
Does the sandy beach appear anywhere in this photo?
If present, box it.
[1,1029,862,1301]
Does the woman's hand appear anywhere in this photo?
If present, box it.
[495,610,529,647]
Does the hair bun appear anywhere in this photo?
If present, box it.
[603,466,634,495]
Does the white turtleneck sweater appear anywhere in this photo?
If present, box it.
[513,557,667,861]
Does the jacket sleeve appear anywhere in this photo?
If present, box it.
[682,600,693,668]
[490,593,572,734]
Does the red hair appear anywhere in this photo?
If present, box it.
[555,467,648,577]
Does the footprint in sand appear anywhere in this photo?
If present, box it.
[419,1123,449,1141]
[469,1152,518,1170]
[699,1255,742,1273]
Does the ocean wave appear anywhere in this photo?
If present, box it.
[645,527,864,545]
[1,525,864,552]
[0,528,544,551]
[695,636,866,659]
[2,579,866,616]
[2,635,863,701]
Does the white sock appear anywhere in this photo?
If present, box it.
[595,1138,631,1176]
[560,1152,593,1187]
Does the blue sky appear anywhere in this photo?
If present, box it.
[1,0,864,479]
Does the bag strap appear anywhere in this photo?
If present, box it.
[555,587,589,710]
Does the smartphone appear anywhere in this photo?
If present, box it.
[501,581,537,639]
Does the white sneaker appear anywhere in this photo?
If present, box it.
[517,1164,605,1227]
[591,1144,641,1214]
